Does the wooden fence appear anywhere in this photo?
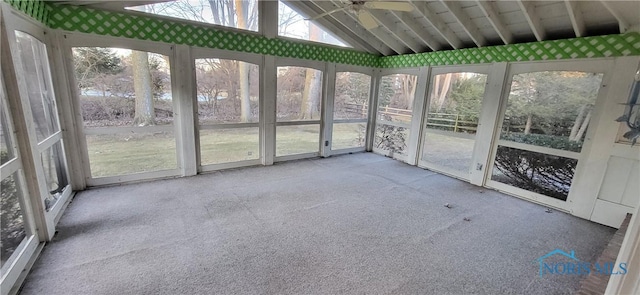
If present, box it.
[341,103,479,133]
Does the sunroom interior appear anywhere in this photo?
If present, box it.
[1,0,639,294]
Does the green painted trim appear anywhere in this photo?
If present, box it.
[4,0,50,24]
[377,33,640,68]
[46,4,378,67]
[4,1,639,68]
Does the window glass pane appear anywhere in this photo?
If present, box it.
[15,31,60,142]
[500,71,603,152]
[422,73,487,175]
[374,74,415,156]
[374,124,409,155]
[491,146,577,201]
[615,77,638,145]
[199,128,259,165]
[128,0,258,32]
[332,123,366,150]
[86,132,177,178]
[276,125,319,156]
[1,99,15,166]
[334,72,370,120]
[41,142,69,211]
[1,172,27,268]
[196,59,259,124]
[72,48,173,127]
[377,74,416,124]
[278,1,349,47]
[277,66,323,122]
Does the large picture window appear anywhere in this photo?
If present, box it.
[196,58,260,167]
[332,72,370,150]
[490,71,604,201]
[276,66,323,157]
[72,47,177,178]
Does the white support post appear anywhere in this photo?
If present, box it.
[260,0,278,39]
[261,55,276,165]
[173,44,197,176]
[366,70,380,151]
[321,63,336,157]
[570,57,637,219]
[469,62,508,186]
[407,66,430,166]
[46,30,86,190]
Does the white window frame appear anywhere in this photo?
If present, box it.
[2,7,73,240]
[372,68,423,164]
[61,32,181,186]
[0,41,41,295]
[417,64,492,181]
[192,47,263,172]
[484,59,615,212]
[327,64,374,156]
[274,57,326,161]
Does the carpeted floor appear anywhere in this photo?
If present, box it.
[20,153,615,295]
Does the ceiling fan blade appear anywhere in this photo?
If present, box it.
[364,1,414,12]
[306,7,347,20]
[358,10,379,30]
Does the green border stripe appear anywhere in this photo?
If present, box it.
[378,32,640,68]
[4,1,640,68]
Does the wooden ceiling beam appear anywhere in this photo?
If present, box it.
[440,0,486,47]
[390,11,441,51]
[475,0,513,44]
[516,0,546,41]
[600,0,630,33]
[284,0,385,55]
[410,1,463,49]
[316,0,407,55]
[564,0,586,37]
[366,10,427,53]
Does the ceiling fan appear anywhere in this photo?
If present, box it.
[307,1,414,30]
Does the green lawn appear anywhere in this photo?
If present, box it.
[86,123,366,178]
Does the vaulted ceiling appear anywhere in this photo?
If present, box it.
[285,0,640,55]
[52,0,640,56]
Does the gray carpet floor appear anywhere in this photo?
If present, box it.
[20,153,615,295]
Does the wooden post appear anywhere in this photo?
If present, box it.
[454,114,459,132]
